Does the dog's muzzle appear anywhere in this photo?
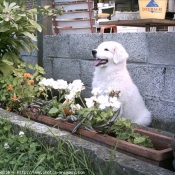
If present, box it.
[92,49,108,66]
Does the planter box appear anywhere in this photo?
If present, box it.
[22,109,174,171]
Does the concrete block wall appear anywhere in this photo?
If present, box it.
[20,32,175,133]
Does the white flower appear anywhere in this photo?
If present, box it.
[97,95,109,109]
[75,104,82,110]
[38,78,46,85]
[97,95,108,103]
[4,143,10,149]
[91,87,102,96]
[65,91,76,101]
[39,78,55,87]
[19,131,25,137]
[68,80,85,93]
[109,97,121,110]
[85,96,96,108]
[98,103,106,110]
[52,79,68,90]
[70,104,82,113]
[56,79,68,90]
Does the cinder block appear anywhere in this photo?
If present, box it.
[31,49,37,57]
[147,33,175,65]
[146,97,175,133]
[43,57,53,78]
[80,60,94,87]
[21,55,37,66]
[20,50,31,56]
[163,67,175,102]
[69,34,103,59]
[20,55,37,74]
[43,35,69,57]
[53,58,80,82]
[102,33,147,63]
[127,64,164,97]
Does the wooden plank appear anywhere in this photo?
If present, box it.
[42,0,53,35]
[99,19,175,27]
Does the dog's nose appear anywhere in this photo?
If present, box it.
[92,50,97,57]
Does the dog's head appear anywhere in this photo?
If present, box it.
[92,41,129,67]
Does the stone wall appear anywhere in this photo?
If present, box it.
[20,32,175,133]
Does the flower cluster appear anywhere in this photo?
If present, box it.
[0,62,45,112]
[85,87,121,111]
[39,78,68,90]
[39,78,85,102]
[38,78,121,114]
[23,73,34,84]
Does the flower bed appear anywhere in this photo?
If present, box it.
[22,108,174,171]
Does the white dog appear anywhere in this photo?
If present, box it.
[92,41,151,126]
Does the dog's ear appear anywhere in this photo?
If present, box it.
[113,43,129,64]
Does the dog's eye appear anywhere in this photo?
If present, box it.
[104,48,109,51]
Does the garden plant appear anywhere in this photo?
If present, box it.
[0,0,62,74]
[0,118,95,173]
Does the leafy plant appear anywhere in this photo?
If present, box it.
[110,118,154,148]
[0,118,95,173]
[0,1,62,74]
[0,62,45,111]
[67,90,121,134]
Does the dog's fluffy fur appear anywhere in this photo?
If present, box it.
[92,41,151,126]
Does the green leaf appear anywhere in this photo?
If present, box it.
[134,137,146,144]
[9,2,17,9]
[28,63,34,70]
[0,26,9,32]
[2,52,16,62]
[87,113,93,120]
[22,32,37,41]
[0,61,14,74]
[48,107,59,114]
[67,115,78,122]
[28,19,42,32]
[72,119,85,133]
[85,124,94,131]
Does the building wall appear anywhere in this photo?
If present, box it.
[20,32,175,133]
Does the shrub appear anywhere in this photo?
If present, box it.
[0,0,62,74]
